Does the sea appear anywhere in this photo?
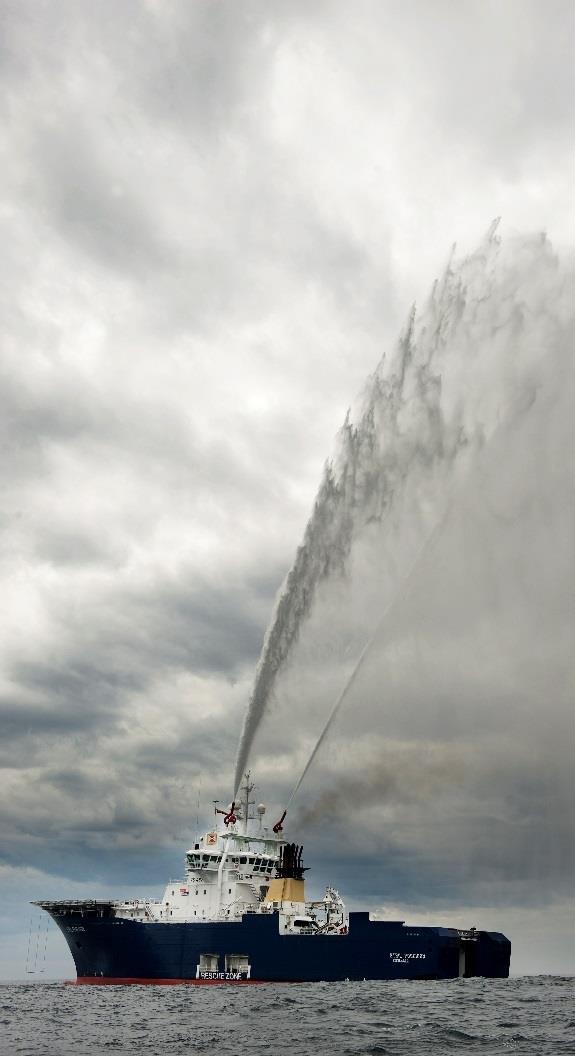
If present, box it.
[1,977,574,1056]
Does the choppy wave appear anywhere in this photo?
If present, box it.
[2,977,575,1056]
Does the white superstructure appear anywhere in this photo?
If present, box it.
[113,774,349,935]
[114,774,280,923]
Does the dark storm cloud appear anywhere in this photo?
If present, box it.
[0,693,109,744]
[0,559,280,764]
[80,564,280,679]
[13,655,143,701]
[132,574,277,673]
[0,713,238,884]
[0,663,240,873]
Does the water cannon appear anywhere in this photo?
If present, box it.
[224,802,237,826]
[215,802,237,826]
[273,809,287,834]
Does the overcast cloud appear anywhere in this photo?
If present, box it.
[2,0,575,978]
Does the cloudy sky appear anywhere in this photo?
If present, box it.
[2,0,575,979]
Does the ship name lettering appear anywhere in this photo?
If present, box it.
[67,926,86,933]
[199,971,243,980]
[389,952,426,962]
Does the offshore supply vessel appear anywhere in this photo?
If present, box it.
[34,776,510,983]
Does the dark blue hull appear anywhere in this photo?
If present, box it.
[46,906,510,982]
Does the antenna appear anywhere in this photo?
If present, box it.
[195,779,202,837]
[241,771,255,835]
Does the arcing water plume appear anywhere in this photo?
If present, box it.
[232,412,379,797]
[234,300,455,795]
[235,224,575,838]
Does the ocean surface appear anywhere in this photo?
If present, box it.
[1,977,574,1056]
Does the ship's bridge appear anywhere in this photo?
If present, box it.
[185,776,284,885]
[186,846,278,878]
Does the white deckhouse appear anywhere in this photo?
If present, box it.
[114,774,348,936]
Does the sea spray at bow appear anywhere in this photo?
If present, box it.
[234,227,575,904]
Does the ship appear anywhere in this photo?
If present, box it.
[34,775,511,983]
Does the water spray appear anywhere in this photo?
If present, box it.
[276,498,454,820]
[234,227,575,869]
[265,379,538,825]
